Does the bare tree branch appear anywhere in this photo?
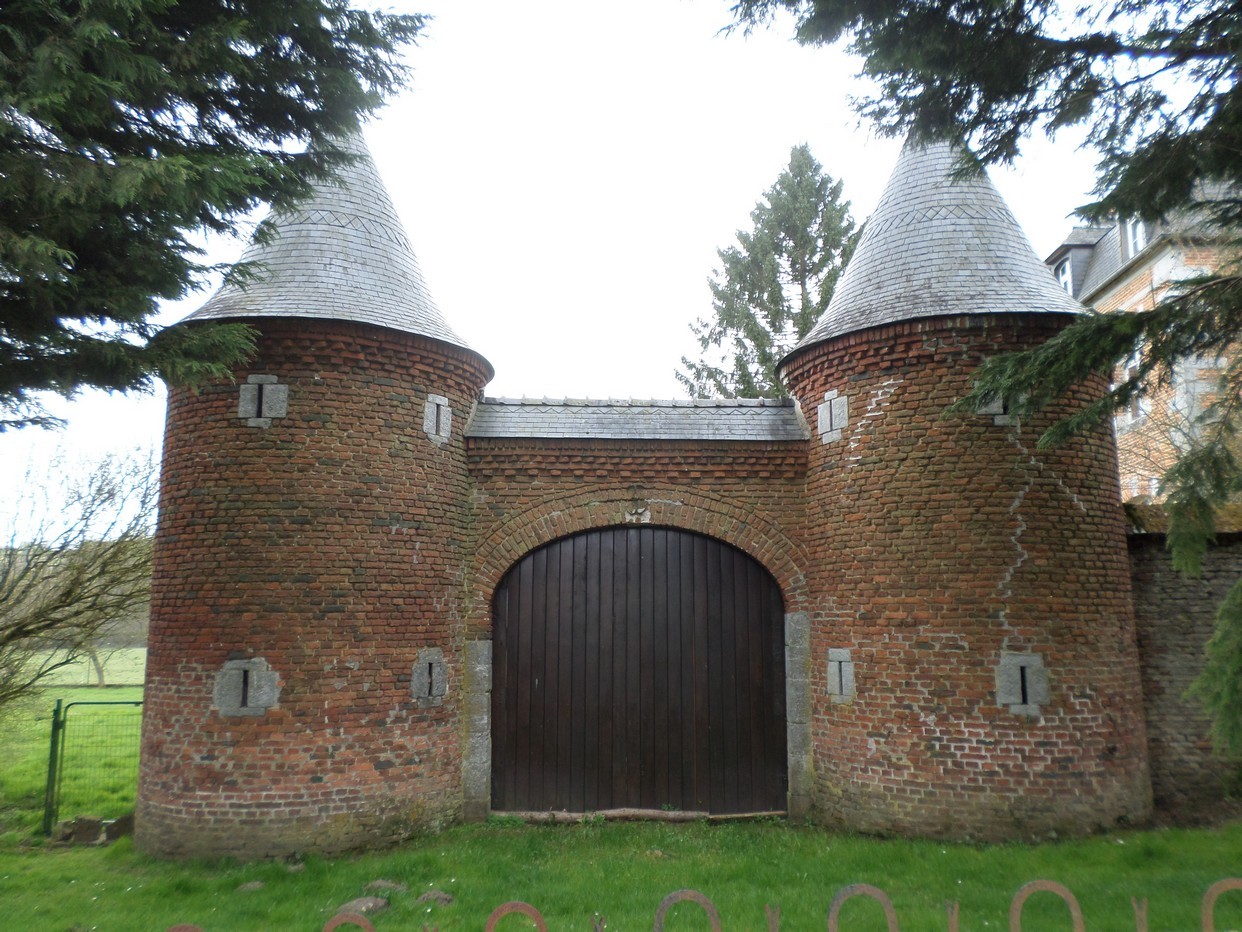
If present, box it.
[0,451,155,708]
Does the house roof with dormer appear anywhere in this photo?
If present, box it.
[784,138,1082,364]
[185,133,483,359]
[465,397,808,442]
[1046,181,1237,305]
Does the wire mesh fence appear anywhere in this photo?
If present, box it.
[43,698,144,835]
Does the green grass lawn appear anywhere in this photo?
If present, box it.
[37,648,147,686]
[1,686,144,843]
[2,690,1241,930]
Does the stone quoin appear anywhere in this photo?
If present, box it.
[139,134,1206,859]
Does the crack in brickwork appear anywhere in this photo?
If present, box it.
[845,377,903,466]
[994,428,1092,635]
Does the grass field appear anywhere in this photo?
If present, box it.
[36,648,147,686]
[1,686,144,843]
[2,691,1242,929]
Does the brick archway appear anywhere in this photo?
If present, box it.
[470,486,810,628]
[490,525,787,814]
[461,486,813,821]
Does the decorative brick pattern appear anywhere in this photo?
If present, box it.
[464,455,813,631]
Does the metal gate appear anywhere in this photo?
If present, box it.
[491,526,787,815]
[43,698,144,834]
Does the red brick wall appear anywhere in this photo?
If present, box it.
[137,318,491,858]
[782,314,1152,840]
[1129,532,1242,808]
[141,311,1164,855]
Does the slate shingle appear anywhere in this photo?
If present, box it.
[465,398,809,442]
[184,133,479,354]
[790,139,1082,358]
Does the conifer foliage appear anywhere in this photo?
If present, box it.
[0,1,424,429]
[678,144,857,398]
[732,0,1242,753]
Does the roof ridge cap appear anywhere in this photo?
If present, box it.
[479,396,795,408]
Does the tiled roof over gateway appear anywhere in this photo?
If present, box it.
[186,133,478,354]
[465,397,809,442]
[788,138,1082,358]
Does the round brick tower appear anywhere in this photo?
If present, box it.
[136,134,493,858]
[781,139,1151,840]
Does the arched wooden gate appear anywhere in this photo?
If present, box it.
[491,526,787,814]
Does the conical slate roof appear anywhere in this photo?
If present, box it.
[187,133,477,354]
[788,138,1082,357]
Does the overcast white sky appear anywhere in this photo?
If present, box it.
[1,0,1101,513]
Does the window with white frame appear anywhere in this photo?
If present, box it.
[1114,346,1150,429]
[1055,259,1072,294]
[1124,218,1148,259]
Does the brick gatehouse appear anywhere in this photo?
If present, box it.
[137,135,1216,859]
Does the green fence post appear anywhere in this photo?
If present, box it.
[42,698,64,836]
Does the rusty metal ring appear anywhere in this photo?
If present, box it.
[1009,880,1084,932]
[653,889,723,931]
[828,883,899,931]
[484,901,549,932]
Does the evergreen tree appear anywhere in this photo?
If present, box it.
[678,144,857,398]
[732,0,1242,753]
[0,1,424,430]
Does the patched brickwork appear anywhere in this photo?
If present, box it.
[1129,532,1242,807]
[138,318,491,858]
[782,313,1152,841]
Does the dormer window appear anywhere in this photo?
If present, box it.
[1124,219,1148,259]
[1055,259,1072,294]
[1114,346,1150,429]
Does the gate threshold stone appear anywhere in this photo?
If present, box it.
[501,808,787,824]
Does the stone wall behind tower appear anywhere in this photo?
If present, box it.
[137,318,490,858]
[1129,531,1242,808]
[782,313,1152,840]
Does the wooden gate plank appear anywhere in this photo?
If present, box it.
[691,534,713,812]
[556,537,574,811]
[581,532,601,814]
[650,528,670,808]
[677,533,697,810]
[492,527,786,815]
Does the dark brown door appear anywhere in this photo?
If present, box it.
[491,526,786,814]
